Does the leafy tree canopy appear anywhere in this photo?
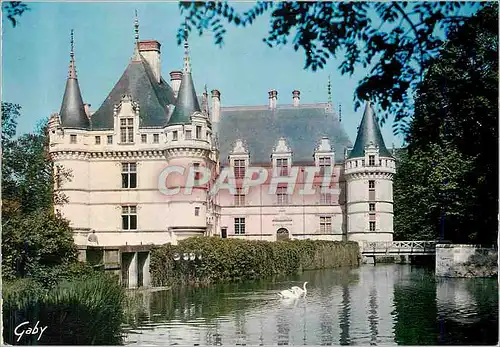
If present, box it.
[177,1,483,135]
[394,4,498,244]
[2,1,29,27]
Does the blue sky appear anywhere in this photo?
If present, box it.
[0,2,478,146]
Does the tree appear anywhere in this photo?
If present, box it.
[177,1,482,135]
[2,1,29,27]
[393,4,498,244]
[1,103,78,287]
[1,110,72,217]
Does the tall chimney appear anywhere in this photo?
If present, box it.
[139,40,161,83]
[211,89,221,133]
[292,90,300,107]
[269,89,278,109]
[84,103,92,118]
[170,71,183,97]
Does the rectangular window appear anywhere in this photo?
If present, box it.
[196,126,202,139]
[369,155,375,166]
[234,159,246,179]
[70,134,77,144]
[320,216,332,233]
[107,135,113,144]
[95,136,101,145]
[194,207,200,216]
[369,180,375,189]
[120,118,134,143]
[141,134,147,143]
[276,158,288,176]
[320,192,332,205]
[369,221,376,231]
[277,186,288,205]
[173,131,178,141]
[153,134,159,143]
[234,188,246,206]
[122,205,137,230]
[221,228,227,239]
[319,157,331,175]
[193,163,201,182]
[121,163,137,189]
[234,217,245,235]
[369,203,375,212]
[362,159,365,166]
[185,130,192,140]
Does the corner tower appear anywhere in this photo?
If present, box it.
[164,32,216,242]
[344,101,396,242]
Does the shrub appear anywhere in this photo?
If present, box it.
[150,237,360,287]
[2,271,125,345]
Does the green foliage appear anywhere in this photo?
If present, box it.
[150,237,359,287]
[393,5,498,244]
[2,1,29,27]
[1,209,82,288]
[178,2,483,135]
[3,272,126,345]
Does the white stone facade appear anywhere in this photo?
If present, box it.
[49,35,395,248]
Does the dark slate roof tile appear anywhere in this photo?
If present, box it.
[90,55,175,130]
[218,104,352,164]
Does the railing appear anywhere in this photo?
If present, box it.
[361,241,437,255]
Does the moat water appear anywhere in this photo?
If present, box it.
[124,264,498,345]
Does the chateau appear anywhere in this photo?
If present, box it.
[48,22,396,248]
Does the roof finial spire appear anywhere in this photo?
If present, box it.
[183,21,191,73]
[68,29,77,79]
[132,10,141,60]
[327,75,332,105]
[339,103,342,122]
[134,10,139,43]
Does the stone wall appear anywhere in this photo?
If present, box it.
[436,244,498,277]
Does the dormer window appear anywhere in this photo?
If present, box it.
[153,134,159,143]
[173,131,178,141]
[277,158,288,176]
[196,126,202,139]
[70,135,77,144]
[234,159,246,179]
[369,155,375,166]
[185,130,192,140]
[319,157,331,175]
[120,118,134,143]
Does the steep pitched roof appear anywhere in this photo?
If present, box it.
[60,78,89,129]
[167,71,201,125]
[348,101,392,159]
[90,55,175,130]
[218,104,352,164]
[59,31,90,129]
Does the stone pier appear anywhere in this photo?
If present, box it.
[78,245,153,288]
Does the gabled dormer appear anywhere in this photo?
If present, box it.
[314,137,335,174]
[271,137,292,177]
[113,94,140,145]
[229,139,249,179]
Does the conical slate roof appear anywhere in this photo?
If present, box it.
[167,71,201,125]
[90,54,175,130]
[59,31,90,129]
[348,101,391,159]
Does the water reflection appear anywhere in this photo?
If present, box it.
[124,265,498,346]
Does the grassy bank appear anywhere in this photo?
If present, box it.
[2,272,126,345]
[150,237,360,287]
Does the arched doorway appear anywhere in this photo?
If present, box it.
[276,228,290,241]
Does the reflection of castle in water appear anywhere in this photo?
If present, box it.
[125,267,410,346]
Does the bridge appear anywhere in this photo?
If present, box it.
[360,241,437,256]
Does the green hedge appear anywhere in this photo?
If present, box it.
[2,272,125,345]
[150,237,360,287]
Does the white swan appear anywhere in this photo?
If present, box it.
[277,287,300,299]
[290,281,308,297]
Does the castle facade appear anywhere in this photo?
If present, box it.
[48,24,396,247]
